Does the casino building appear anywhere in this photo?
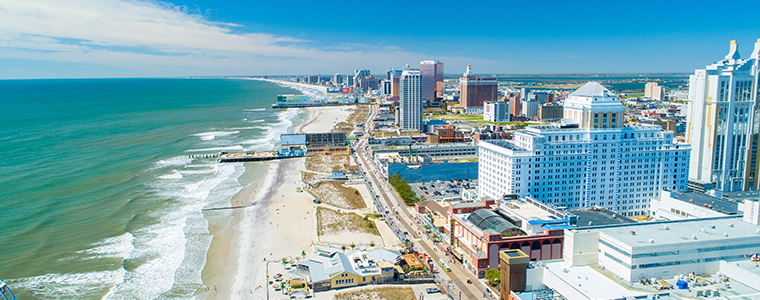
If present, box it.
[478,82,690,216]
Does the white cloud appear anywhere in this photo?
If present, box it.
[0,0,496,77]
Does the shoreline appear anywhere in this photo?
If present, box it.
[201,105,353,299]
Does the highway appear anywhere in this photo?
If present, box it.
[351,104,494,300]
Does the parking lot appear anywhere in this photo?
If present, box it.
[411,179,477,202]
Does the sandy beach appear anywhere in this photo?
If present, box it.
[201,105,358,299]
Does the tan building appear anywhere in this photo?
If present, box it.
[499,250,530,300]
[390,76,400,97]
[644,82,665,100]
[459,65,498,108]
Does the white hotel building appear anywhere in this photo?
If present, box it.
[479,82,690,216]
[686,39,760,192]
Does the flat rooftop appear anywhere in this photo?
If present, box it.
[450,201,489,209]
[570,209,636,227]
[667,190,738,214]
[481,140,527,151]
[501,199,556,221]
[544,261,649,299]
[722,190,760,200]
[542,260,760,299]
[416,200,449,216]
[595,216,760,247]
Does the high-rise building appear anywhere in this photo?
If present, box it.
[644,82,665,100]
[382,80,391,95]
[354,69,371,87]
[390,76,401,98]
[520,99,539,120]
[479,82,690,216]
[459,65,498,108]
[420,60,444,101]
[687,40,760,192]
[386,68,403,98]
[483,101,510,122]
[333,74,343,85]
[538,103,563,120]
[386,68,403,80]
[509,97,521,117]
[358,76,381,91]
[346,75,354,87]
[400,70,423,131]
[307,75,319,84]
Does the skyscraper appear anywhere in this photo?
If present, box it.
[354,69,371,87]
[333,74,343,85]
[459,65,498,108]
[686,40,760,192]
[400,70,423,131]
[387,68,403,98]
[420,60,444,101]
[390,76,401,98]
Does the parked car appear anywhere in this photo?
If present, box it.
[426,287,441,294]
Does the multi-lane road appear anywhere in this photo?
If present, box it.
[351,104,494,300]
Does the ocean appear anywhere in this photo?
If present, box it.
[0,78,306,299]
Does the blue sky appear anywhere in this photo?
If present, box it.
[1,0,759,79]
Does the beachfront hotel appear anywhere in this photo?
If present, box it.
[478,82,690,216]
[686,39,760,192]
[399,69,423,131]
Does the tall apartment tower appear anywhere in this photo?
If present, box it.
[687,40,760,192]
[459,65,498,108]
[420,60,444,101]
[333,74,343,85]
[400,70,423,131]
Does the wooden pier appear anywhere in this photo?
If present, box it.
[189,149,307,163]
[217,150,306,163]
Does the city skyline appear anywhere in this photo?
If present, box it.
[1,0,760,79]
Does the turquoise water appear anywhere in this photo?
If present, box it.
[0,78,304,299]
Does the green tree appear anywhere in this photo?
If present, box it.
[485,268,500,286]
[388,174,420,205]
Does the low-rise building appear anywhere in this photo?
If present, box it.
[650,189,739,220]
[297,247,403,291]
[426,125,468,144]
[564,209,760,283]
[444,197,576,277]
[500,200,760,300]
